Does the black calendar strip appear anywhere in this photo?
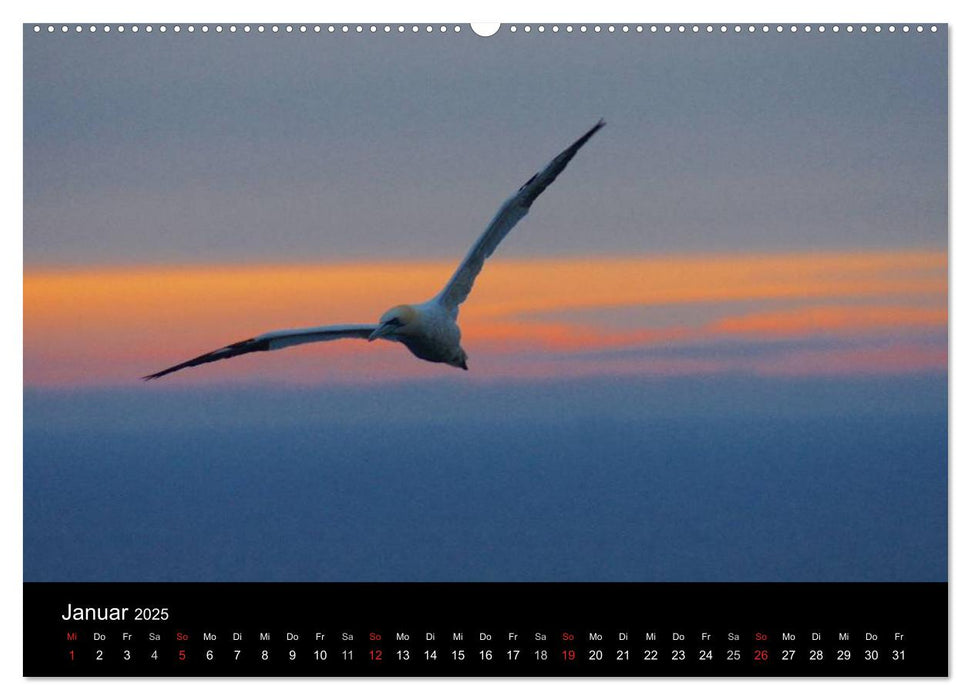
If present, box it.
[24,582,947,677]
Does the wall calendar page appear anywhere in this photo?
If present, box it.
[22,19,948,679]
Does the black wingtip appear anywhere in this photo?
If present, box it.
[141,361,191,381]
[141,364,191,381]
[573,119,606,149]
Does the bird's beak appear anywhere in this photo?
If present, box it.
[368,323,395,342]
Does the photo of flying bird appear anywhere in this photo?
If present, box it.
[144,120,605,380]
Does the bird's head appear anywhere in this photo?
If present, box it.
[369,304,419,342]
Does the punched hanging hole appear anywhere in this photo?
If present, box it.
[470,23,500,37]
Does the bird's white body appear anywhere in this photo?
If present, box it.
[373,299,467,369]
[145,121,605,380]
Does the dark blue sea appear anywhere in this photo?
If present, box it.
[24,375,947,582]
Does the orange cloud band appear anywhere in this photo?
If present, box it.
[24,249,946,385]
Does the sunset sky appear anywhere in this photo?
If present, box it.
[25,249,946,385]
[24,27,946,387]
[23,25,947,582]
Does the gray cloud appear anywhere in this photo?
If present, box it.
[25,28,946,266]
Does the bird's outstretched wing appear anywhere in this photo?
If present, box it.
[436,120,605,313]
[143,324,378,380]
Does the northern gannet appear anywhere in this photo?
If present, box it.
[144,120,605,380]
